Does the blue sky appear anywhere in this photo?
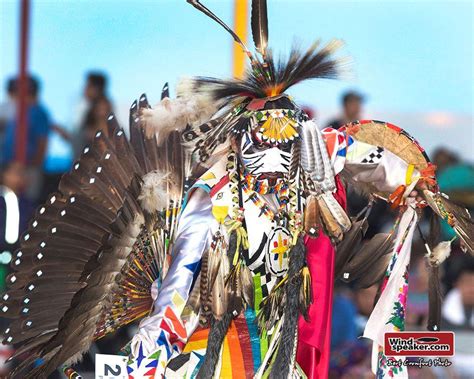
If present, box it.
[0,0,473,160]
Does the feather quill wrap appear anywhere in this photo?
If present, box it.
[318,192,351,242]
[423,190,474,254]
[303,194,320,237]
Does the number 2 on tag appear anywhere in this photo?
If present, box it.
[95,354,128,379]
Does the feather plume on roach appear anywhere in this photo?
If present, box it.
[189,0,346,102]
[191,40,344,103]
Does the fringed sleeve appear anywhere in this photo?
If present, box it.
[128,189,216,377]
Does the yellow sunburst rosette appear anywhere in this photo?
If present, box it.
[255,109,299,143]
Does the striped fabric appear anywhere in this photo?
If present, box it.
[166,309,266,378]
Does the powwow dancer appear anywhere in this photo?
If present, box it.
[2,1,473,378]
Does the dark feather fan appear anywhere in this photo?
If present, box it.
[1,93,189,378]
[341,233,395,288]
[335,218,369,278]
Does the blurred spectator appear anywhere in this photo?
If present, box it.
[406,251,429,329]
[432,148,460,174]
[442,254,474,330]
[85,72,108,103]
[41,72,112,203]
[432,147,474,247]
[435,150,474,209]
[331,285,358,350]
[326,90,365,129]
[1,76,51,201]
[1,76,50,167]
[0,78,17,147]
[354,285,379,332]
[0,161,36,368]
[329,285,375,378]
[74,72,111,157]
[0,161,36,268]
[82,96,113,142]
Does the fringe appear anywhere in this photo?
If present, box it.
[269,237,306,378]
[196,313,233,379]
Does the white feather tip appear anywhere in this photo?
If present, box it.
[428,240,452,266]
[140,78,217,140]
[138,171,168,213]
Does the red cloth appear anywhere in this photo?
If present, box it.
[296,177,347,378]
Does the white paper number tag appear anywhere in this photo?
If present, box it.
[95,354,128,379]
